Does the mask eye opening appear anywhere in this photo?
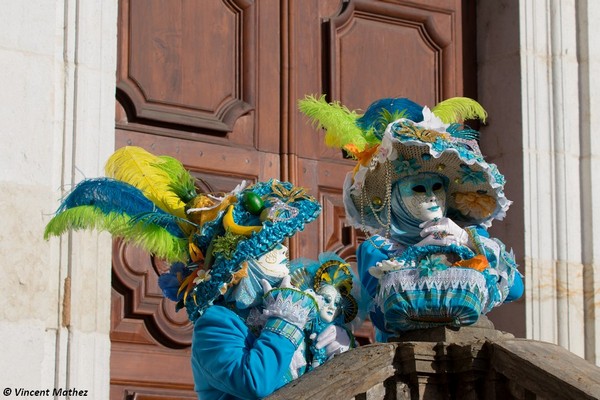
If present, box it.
[432,182,443,191]
[412,185,426,193]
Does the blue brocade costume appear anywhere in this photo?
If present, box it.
[357,233,524,338]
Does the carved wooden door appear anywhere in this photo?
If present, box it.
[111,0,475,398]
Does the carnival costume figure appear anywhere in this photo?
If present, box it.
[288,252,363,370]
[299,96,524,338]
[44,146,354,399]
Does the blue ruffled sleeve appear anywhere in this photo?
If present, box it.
[357,239,393,337]
[466,225,524,303]
[357,240,389,299]
[191,305,300,400]
[506,273,524,302]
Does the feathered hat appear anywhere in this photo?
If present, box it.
[178,179,321,321]
[299,95,511,236]
[289,253,359,325]
[44,146,321,322]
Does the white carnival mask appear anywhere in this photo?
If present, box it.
[397,174,446,222]
[317,284,342,323]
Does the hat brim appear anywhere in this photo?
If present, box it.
[185,179,321,321]
[344,119,511,234]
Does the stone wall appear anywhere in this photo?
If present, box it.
[0,1,117,398]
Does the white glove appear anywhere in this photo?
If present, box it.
[289,346,307,379]
[261,276,317,329]
[260,275,293,294]
[416,217,469,247]
[314,325,351,359]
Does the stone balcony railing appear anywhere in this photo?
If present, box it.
[267,318,600,400]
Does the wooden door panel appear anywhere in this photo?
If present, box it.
[112,0,474,396]
[111,240,192,347]
[290,0,464,162]
[117,0,280,153]
[118,0,255,133]
[115,129,280,183]
[325,1,457,106]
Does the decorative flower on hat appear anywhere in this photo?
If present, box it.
[394,155,421,176]
[376,134,397,163]
[416,106,450,132]
[454,192,497,219]
[193,269,212,285]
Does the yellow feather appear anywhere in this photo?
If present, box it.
[105,146,186,218]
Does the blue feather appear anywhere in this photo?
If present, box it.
[356,98,424,139]
[59,178,157,214]
[447,123,480,140]
[159,262,193,302]
[57,178,186,237]
[129,212,194,238]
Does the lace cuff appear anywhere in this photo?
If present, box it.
[263,288,318,329]
[263,318,305,347]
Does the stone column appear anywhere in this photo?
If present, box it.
[577,0,600,364]
[478,0,600,364]
[0,0,117,397]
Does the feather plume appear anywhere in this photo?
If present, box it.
[356,98,424,138]
[447,123,480,140]
[156,156,197,204]
[52,178,187,237]
[56,178,163,216]
[44,206,189,261]
[44,178,190,261]
[298,95,374,153]
[431,97,487,124]
[105,146,195,218]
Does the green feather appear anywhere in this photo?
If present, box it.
[155,156,198,204]
[44,206,188,262]
[431,97,487,124]
[298,95,373,152]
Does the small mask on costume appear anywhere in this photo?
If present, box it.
[317,284,342,323]
[255,243,289,278]
[229,244,289,309]
[397,174,446,222]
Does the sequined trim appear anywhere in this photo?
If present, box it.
[264,318,304,347]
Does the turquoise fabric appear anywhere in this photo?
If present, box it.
[356,238,394,336]
[383,286,485,331]
[191,305,299,400]
[357,228,524,336]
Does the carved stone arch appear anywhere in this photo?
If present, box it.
[117,0,256,133]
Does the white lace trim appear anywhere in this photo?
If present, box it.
[245,307,268,330]
[262,292,313,328]
[376,267,489,310]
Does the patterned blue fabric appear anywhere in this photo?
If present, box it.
[383,286,484,331]
[192,305,299,400]
[263,318,305,347]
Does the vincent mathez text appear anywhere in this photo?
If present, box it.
[12,388,89,397]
